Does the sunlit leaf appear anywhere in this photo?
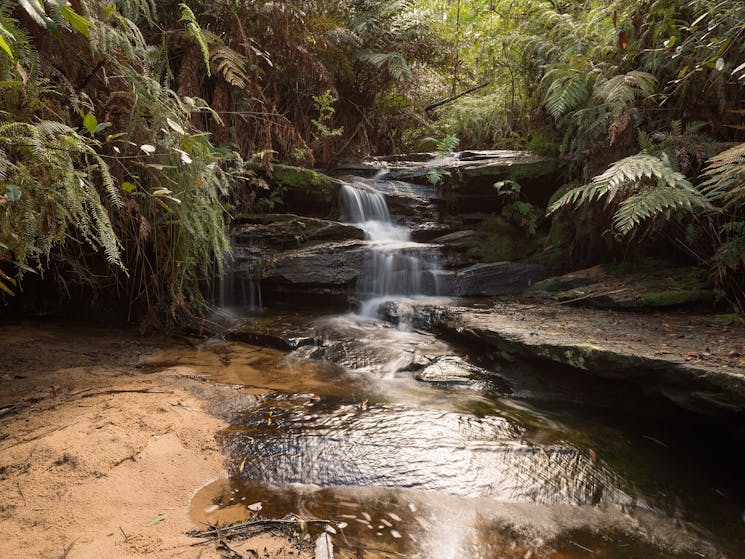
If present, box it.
[166,118,185,135]
[175,149,192,164]
[19,0,47,27]
[121,181,136,193]
[60,5,93,39]
[147,514,166,526]
[83,113,98,135]
[0,25,13,60]
[140,144,156,154]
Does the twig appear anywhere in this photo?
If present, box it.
[1,422,78,450]
[569,540,595,554]
[59,539,77,559]
[16,482,27,506]
[78,388,173,399]
[554,287,628,306]
[189,518,333,539]
[425,81,491,112]
[520,287,629,310]
[119,526,129,543]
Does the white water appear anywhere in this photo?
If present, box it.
[214,245,263,312]
[340,182,442,316]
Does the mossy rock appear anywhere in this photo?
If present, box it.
[262,164,342,219]
[638,289,717,308]
[468,216,543,263]
[710,313,745,326]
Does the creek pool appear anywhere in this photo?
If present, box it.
[147,308,745,558]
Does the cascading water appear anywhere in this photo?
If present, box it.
[340,181,442,315]
[213,243,263,312]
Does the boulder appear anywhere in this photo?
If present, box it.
[415,355,507,391]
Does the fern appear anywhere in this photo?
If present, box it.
[358,50,412,81]
[542,69,592,120]
[0,120,124,271]
[593,70,657,116]
[701,143,745,209]
[179,3,210,77]
[211,46,250,89]
[549,153,711,236]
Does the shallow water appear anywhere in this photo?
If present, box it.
[163,311,745,558]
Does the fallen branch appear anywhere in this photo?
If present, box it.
[520,287,628,311]
[553,287,628,306]
[424,81,490,112]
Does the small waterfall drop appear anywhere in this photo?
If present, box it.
[213,243,263,312]
[340,182,442,315]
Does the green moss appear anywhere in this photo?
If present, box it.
[270,164,335,193]
[639,289,715,308]
[710,313,745,326]
[464,215,542,262]
[415,137,439,152]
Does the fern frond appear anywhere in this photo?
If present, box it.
[179,3,210,77]
[594,70,657,115]
[614,184,708,236]
[701,143,745,209]
[211,46,250,89]
[549,153,710,236]
[358,50,412,81]
[542,69,591,120]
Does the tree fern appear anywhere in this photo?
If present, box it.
[211,46,250,89]
[549,153,711,237]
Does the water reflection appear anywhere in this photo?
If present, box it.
[190,481,718,559]
[155,312,745,558]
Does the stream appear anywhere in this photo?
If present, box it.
[151,166,745,558]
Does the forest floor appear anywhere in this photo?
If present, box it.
[0,318,306,559]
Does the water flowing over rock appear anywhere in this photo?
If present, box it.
[339,182,444,315]
[334,150,563,210]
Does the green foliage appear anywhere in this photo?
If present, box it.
[0,120,123,272]
[549,153,711,236]
[312,90,344,140]
[495,180,541,235]
[179,3,210,76]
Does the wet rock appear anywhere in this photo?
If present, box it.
[232,214,364,251]
[415,356,500,388]
[455,262,550,296]
[339,176,443,232]
[379,301,745,416]
[334,151,562,211]
[262,240,367,299]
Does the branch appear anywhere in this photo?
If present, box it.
[424,81,491,112]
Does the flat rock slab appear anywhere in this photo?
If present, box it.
[379,300,745,415]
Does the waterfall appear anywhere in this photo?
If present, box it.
[340,183,442,315]
[214,243,263,312]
